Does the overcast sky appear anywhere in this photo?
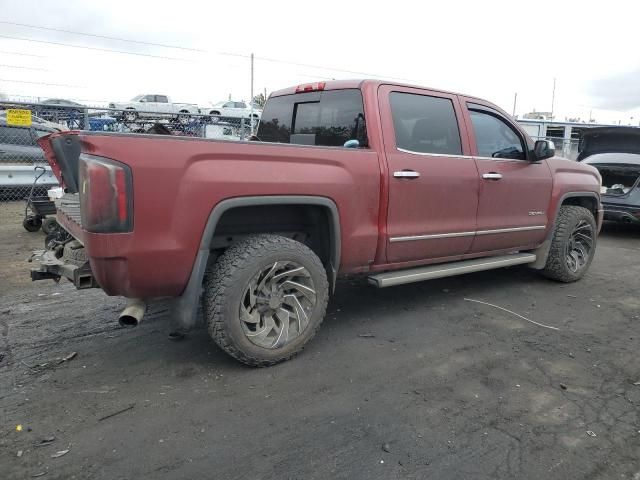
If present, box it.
[1,0,639,124]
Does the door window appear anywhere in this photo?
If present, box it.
[389,92,462,155]
[155,95,168,103]
[469,109,525,160]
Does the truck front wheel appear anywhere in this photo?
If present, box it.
[203,234,329,366]
[541,205,597,282]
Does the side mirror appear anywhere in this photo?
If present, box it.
[534,139,555,160]
[343,139,360,148]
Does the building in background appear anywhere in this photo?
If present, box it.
[517,118,640,160]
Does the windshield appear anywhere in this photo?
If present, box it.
[131,95,144,101]
[257,89,367,148]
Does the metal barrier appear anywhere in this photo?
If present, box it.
[0,101,258,202]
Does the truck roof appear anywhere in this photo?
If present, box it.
[270,79,473,100]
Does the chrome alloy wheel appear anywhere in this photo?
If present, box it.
[566,220,594,272]
[240,261,317,349]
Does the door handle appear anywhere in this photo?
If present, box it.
[482,172,503,180]
[394,170,420,179]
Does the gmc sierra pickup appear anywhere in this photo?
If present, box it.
[32,80,603,366]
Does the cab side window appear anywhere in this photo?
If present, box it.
[469,109,525,160]
[389,92,462,155]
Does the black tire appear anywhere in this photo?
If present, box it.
[41,217,59,235]
[176,110,191,125]
[123,109,137,122]
[62,241,88,267]
[541,205,597,282]
[23,216,42,232]
[203,234,329,367]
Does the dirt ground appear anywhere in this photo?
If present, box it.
[1,201,639,480]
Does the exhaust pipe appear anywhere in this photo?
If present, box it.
[119,298,147,327]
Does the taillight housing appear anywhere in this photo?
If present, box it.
[79,154,133,233]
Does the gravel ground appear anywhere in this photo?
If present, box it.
[1,201,639,480]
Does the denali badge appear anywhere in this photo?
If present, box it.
[528,211,544,216]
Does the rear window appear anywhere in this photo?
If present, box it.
[257,89,368,147]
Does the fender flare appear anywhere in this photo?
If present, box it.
[529,191,600,269]
[171,195,341,330]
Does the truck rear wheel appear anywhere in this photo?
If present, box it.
[203,234,329,366]
[541,205,596,282]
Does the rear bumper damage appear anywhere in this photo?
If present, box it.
[29,249,99,289]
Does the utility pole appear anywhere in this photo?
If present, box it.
[512,92,518,117]
[550,77,556,120]
[250,53,254,135]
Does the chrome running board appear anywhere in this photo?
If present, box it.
[368,253,537,288]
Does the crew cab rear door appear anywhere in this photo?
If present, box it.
[379,85,479,263]
[461,100,552,253]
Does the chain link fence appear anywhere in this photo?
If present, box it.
[532,136,581,160]
[0,101,258,202]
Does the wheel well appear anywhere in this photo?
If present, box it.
[210,110,221,115]
[178,109,189,113]
[561,195,597,217]
[211,204,334,274]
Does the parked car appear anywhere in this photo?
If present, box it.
[0,111,62,191]
[577,127,640,224]
[201,100,262,122]
[37,98,86,129]
[108,94,199,124]
[34,79,602,366]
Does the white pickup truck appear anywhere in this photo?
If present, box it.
[108,94,200,123]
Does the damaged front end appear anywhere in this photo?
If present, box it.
[579,127,640,224]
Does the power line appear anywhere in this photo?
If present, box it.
[221,52,417,83]
[259,56,414,82]
[0,64,48,71]
[0,22,417,82]
[0,34,190,61]
[0,20,206,53]
[0,49,45,58]
[0,78,85,88]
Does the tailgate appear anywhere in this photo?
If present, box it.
[37,132,81,193]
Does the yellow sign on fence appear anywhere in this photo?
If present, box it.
[6,109,32,127]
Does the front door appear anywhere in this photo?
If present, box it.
[462,102,553,253]
[380,86,480,264]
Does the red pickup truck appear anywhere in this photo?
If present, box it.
[33,80,603,366]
